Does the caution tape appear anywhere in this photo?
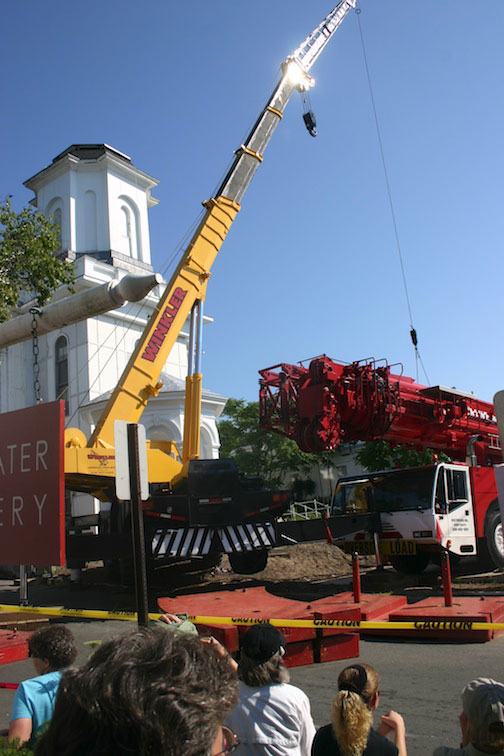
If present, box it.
[1,604,504,632]
[0,604,139,622]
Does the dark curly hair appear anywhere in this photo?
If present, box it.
[34,626,238,756]
[28,624,77,671]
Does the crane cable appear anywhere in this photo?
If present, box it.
[355,8,430,386]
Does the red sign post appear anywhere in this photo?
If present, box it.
[0,401,65,566]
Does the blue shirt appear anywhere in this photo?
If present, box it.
[11,670,63,745]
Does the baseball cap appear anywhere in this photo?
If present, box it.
[241,624,286,663]
[462,678,504,743]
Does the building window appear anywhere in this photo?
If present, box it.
[84,190,97,251]
[118,196,141,260]
[53,208,62,250]
[46,197,64,253]
[55,335,69,415]
[121,205,133,256]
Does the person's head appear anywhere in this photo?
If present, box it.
[34,626,238,756]
[28,624,77,675]
[459,678,504,752]
[330,663,380,756]
[238,623,289,688]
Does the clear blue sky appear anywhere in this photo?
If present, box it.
[2,1,504,405]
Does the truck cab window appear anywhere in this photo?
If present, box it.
[446,468,468,511]
[435,469,447,514]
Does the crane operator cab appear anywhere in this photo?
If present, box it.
[330,463,504,574]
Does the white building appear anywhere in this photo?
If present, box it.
[0,144,227,528]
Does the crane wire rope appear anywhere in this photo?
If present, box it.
[355,7,430,386]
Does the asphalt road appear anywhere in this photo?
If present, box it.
[1,578,503,754]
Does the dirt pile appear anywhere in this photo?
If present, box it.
[213,542,375,583]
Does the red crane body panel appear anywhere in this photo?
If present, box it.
[470,467,499,538]
[259,356,500,464]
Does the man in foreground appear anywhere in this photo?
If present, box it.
[433,678,504,756]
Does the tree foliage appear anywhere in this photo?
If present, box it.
[218,398,332,489]
[0,737,33,754]
[0,199,75,322]
[355,440,449,472]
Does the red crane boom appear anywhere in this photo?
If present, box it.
[259,356,501,464]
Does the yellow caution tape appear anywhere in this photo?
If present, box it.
[0,604,503,632]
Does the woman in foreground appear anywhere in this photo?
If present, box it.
[311,663,407,756]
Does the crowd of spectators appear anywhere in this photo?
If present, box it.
[3,620,504,755]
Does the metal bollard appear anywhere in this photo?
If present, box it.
[441,549,453,607]
[322,513,333,544]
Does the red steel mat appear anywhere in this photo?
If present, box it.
[158,586,360,666]
[0,630,30,665]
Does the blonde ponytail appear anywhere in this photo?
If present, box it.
[331,690,372,756]
[329,663,379,756]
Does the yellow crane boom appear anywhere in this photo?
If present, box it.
[64,0,356,503]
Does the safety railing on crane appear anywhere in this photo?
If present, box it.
[282,499,331,521]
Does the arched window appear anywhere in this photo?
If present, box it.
[55,335,69,415]
[118,196,141,260]
[84,190,97,251]
[200,426,214,459]
[46,197,63,252]
[53,208,62,250]
[120,205,133,256]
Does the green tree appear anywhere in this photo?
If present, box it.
[218,398,326,489]
[0,198,75,322]
[355,440,449,472]
[0,737,33,754]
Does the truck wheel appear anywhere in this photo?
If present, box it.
[228,550,268,575]
[389,552,430,575]
[485,509,504,569]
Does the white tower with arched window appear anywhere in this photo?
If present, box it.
[24,144,156,271]
[1,145,226,534]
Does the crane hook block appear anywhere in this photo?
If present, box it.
[303,110,317,137]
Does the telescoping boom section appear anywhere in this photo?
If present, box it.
[259,356,501,463]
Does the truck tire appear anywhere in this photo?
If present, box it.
[484,508,504,569]
[228,549,268,575]
[389,552,430,575]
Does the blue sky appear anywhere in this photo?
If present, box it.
[2,1,504,405]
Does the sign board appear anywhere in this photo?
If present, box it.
[0,401,65,566]
[114,421,149,501]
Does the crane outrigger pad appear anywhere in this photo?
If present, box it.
[158,585,360,667]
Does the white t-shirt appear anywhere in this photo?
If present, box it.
[226,680,316,755]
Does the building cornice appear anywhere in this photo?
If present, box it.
[24,146,160,208]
